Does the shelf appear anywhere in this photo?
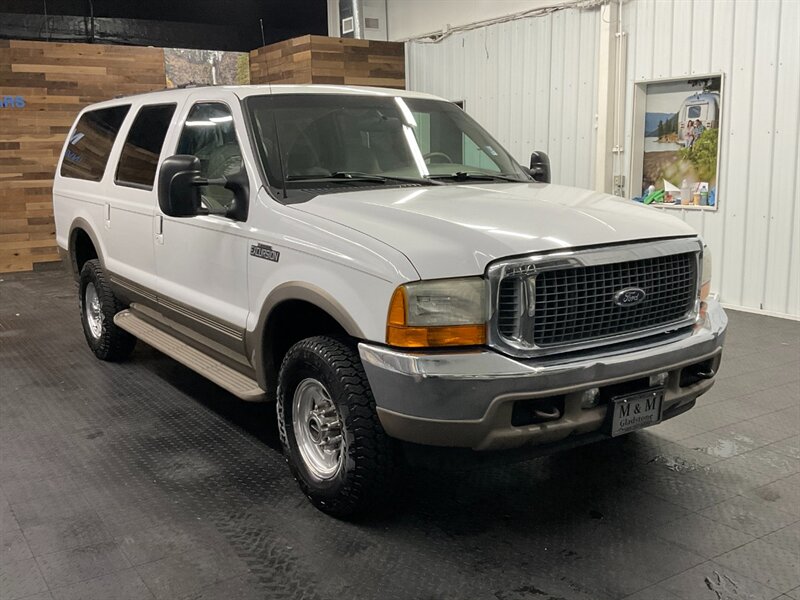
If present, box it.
[652,203,717,211]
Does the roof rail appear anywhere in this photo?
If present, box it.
[112,83,211,99]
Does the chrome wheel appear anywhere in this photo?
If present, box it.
[292,378,344,481]
[84,282,103,339]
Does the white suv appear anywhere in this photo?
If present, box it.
[53,85,726,516]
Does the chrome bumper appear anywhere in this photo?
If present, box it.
[359,298,727,451]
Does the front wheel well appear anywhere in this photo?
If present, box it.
[262,299,352,400]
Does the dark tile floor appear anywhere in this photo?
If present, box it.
[1,269,798,600]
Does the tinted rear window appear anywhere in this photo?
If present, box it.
[61,105,130,181]
[115,104,177,189]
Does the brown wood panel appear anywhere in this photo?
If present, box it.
[0,39,166,272]
[249,35,405,90]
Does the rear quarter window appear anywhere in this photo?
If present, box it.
[61,105,130,182]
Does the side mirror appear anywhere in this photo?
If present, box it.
[221,166,250,222]
[157,155,250,221]
[157,155,203,217]
[528,151,551,183]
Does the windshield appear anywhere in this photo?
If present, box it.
[245,94,529,193]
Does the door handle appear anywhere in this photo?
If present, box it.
[155,215,164,245]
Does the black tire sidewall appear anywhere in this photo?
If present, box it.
[78,259,133,361]
[278,344,355,500]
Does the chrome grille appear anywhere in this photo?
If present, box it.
[531,252,697,346]
[488,238,702,357]
[497,278,522,338]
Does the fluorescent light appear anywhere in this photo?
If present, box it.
[209,115,233,123]
[185,120,216,127]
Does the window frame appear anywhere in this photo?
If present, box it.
[114,102,178,192]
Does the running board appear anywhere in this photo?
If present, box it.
[114,309,266,401]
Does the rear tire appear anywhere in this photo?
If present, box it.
[277,336,398,518]
[79,259,136,361]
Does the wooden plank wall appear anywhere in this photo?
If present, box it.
[250,35,405,89]
[0,40,166,273]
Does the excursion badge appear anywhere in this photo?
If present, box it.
[250,243,280,263]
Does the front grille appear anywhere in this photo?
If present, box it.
[497,278,522,338]
[497,251,698,348]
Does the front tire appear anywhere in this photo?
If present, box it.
[79,259,136,361]
[277,336,398,517]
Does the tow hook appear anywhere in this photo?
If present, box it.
[694,368,716,380]
[532,406,562,421]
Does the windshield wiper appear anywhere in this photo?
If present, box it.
[285,171,442,185]
[428,171,525,183]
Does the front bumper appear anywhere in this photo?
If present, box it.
[359,298,727,451]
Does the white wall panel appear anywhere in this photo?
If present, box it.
[386,0,576,41]
[405,6,601,189]
[402,0,798,317]
[621,0,799,318]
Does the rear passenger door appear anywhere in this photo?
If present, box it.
[153,96,252,353]
[106,102,178,291]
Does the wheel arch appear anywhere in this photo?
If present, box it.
[67,218,105,281]
[249,283,367,400]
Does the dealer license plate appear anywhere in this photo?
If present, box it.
[609,388,663,437]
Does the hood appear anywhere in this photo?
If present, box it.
[290,182,698,280]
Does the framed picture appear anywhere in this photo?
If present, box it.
[629,74,723,211]
[163,48,250,88]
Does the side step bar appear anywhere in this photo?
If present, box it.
[114,309,266,401]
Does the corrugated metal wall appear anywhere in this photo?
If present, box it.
[621,0,800,318]
[406,6,601,189]
[404,0,799,318]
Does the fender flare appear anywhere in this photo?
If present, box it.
[247,282,367,392]
[67,218,105,280]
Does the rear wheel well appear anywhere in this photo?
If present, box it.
[263,300,351,400]
[71,228,98,277]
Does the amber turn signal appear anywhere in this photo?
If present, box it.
[387,323,487,347]
[386,287,487,348]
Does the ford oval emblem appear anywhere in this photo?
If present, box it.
[614,287,646,307]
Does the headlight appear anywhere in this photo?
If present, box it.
[387,277,488,347]
[700,245,712,300]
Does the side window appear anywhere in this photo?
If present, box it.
[176,102,242,209]
[115,104,177,190]
[61,105,130,181]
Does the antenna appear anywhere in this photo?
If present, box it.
[259,18,266,47]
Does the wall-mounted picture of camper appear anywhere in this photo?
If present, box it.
[638,76,721,209]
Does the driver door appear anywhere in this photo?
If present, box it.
[154,95,251,354]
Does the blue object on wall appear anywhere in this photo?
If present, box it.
[1,96,26,109]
